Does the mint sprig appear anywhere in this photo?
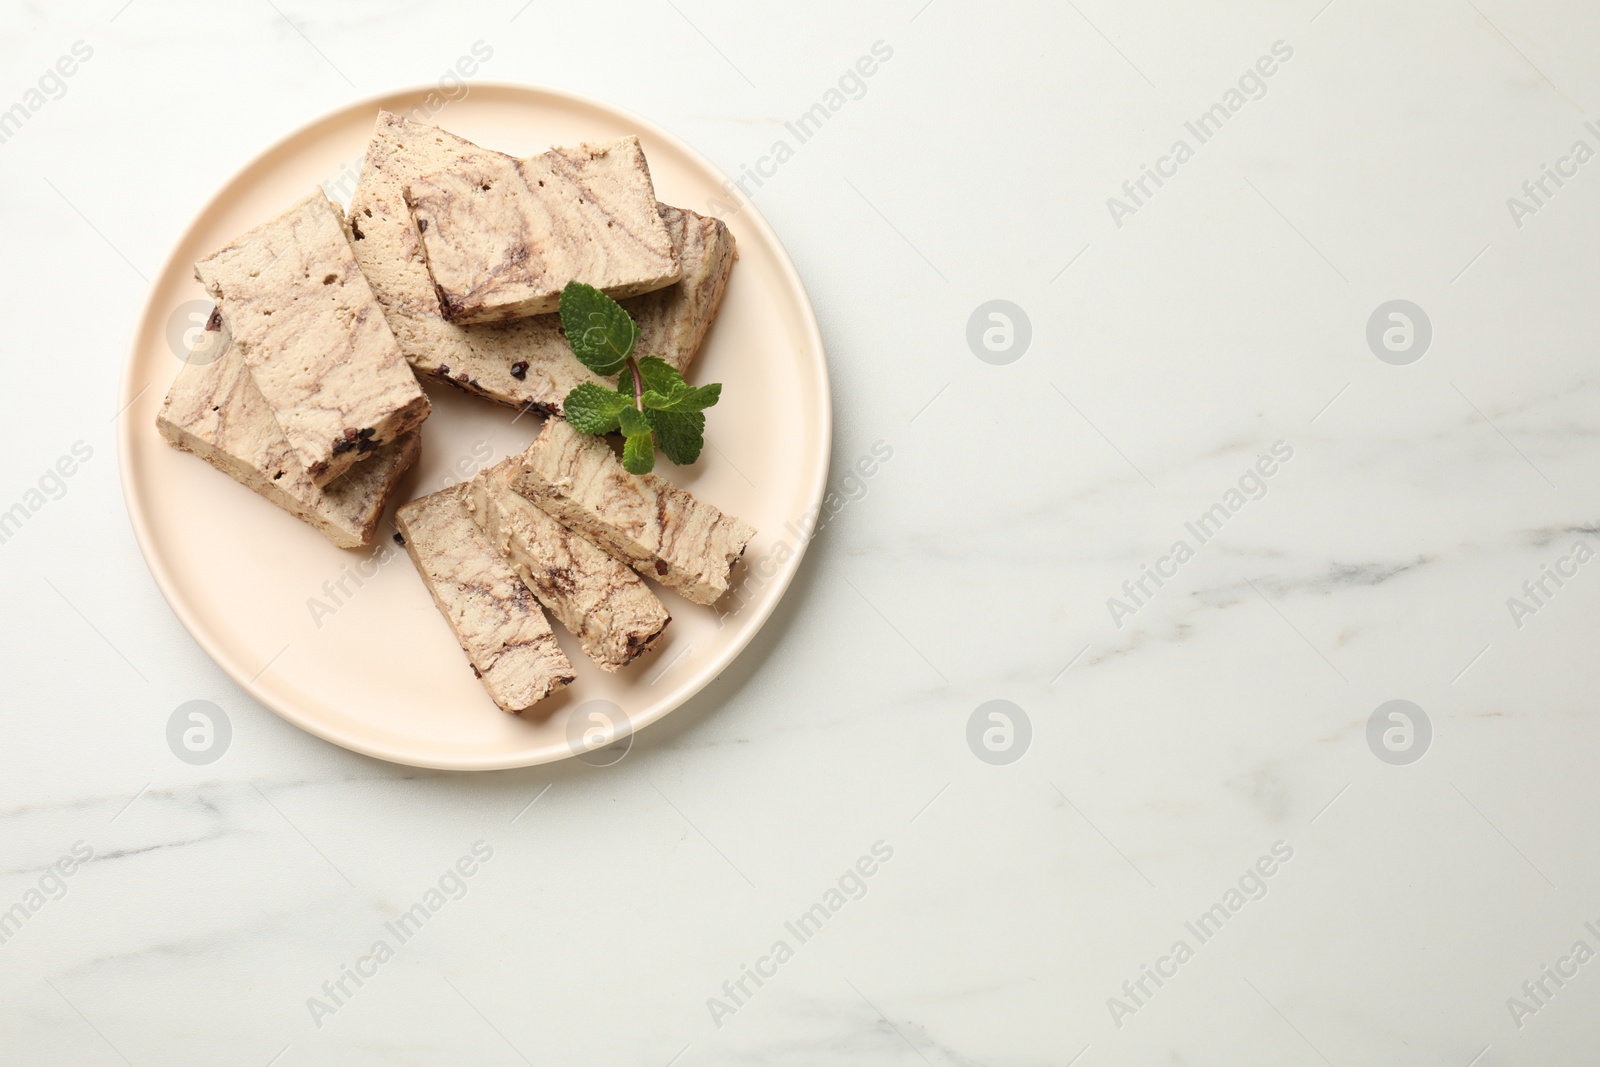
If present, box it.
[558,282,722,475]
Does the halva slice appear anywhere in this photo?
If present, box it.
[156,316,419,550]
[347,112,736,415]
[394,484,574,713]
[194,190,430,485]
[467,455,669,672]
[511,418,755,606]
[407,135,680,323]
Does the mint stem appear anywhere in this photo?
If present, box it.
[627,357,644,411]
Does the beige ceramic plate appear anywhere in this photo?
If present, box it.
[118,84,830,770]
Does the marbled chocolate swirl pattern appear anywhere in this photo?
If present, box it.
[468,456,670,671]
[194,191,429,485]
[394,484,574,712]
[511,419,755,607]
[346,112,737,417]
[156,319,419,549]
[406,135,680,323]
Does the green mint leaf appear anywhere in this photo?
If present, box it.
[559,281,638,377]
[645,409,706,465]
[634,356,686,395]
[636,357,721,413]
[563,383,631,435]
[642,382,721,414]
[617,405,649,438]
[621,429,655,474]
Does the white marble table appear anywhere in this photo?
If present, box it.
[3,0,1599,1063]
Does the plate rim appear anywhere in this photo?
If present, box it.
[116,81,831,771]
